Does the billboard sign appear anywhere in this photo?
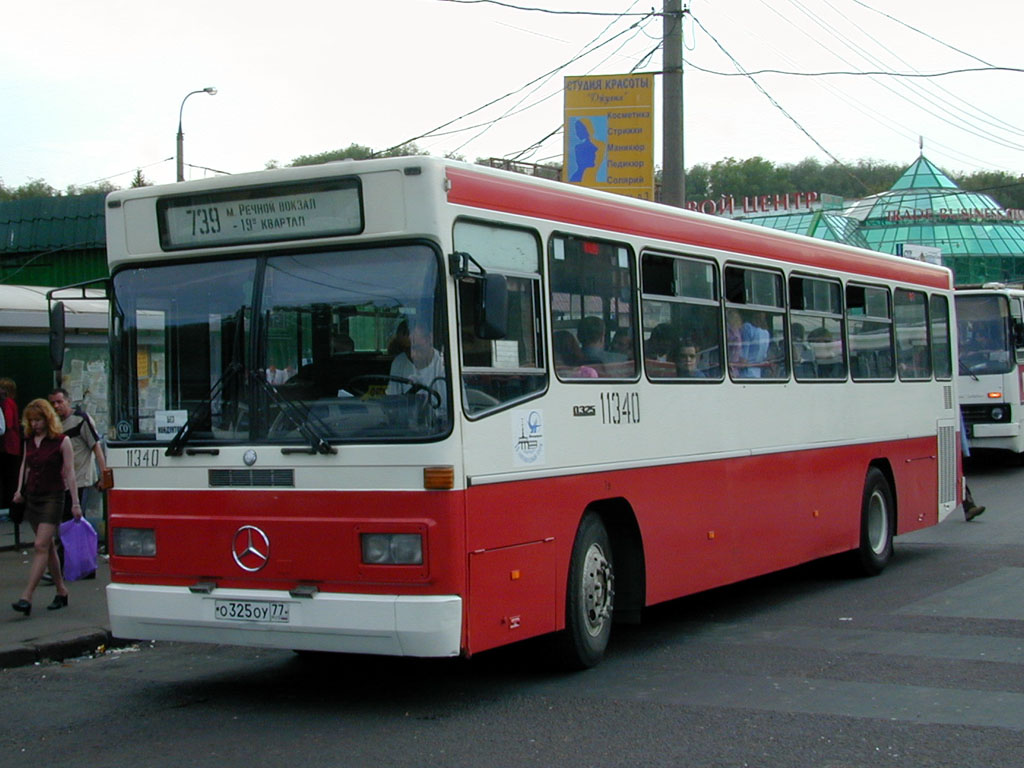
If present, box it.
[563,74,654,201]
[899,243,943,265]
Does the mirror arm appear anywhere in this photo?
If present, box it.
[449,251,487,280]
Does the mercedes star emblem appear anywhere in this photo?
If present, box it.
[232,525,270,572]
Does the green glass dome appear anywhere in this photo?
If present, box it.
[742,210,870,248]
[844,156,1024,285]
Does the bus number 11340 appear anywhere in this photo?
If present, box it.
[600,391,640,425]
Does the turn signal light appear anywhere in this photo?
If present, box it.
[424,465,454,490]
[987,391,1002,399]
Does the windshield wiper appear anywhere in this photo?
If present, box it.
[165,362,245,456]
[250,370,338,455]
[958,359,979,381]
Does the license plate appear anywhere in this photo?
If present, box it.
[213,599,290,623]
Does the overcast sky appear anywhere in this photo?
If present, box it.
[3,0,1022,192]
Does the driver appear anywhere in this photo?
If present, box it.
[386,322,446,408]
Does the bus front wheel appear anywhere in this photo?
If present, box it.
[851,467,894,577]
[555,513,615,669]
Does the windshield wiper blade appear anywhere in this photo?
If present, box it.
[958,359,979,381]
[251,370,338,455]
[165,362,245,456]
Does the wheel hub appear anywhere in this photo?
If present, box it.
[582,542,614,637]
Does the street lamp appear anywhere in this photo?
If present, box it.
[176,87,217,182]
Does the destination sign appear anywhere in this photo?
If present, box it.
[157,179,363,250]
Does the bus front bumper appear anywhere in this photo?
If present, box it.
[971,422,1020,438]
[107,584,462,657]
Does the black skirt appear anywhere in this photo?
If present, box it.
[24,492,64,528]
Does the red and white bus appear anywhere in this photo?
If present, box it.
[92,157,960,668]
[955,284,1024,456]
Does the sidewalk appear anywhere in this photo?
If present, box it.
[0,518,114,669]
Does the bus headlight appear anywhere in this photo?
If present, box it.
[113,527,157,557]
[990,406,1008,422]
[361,533,423,565]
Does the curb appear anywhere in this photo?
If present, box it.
[0,628,113,669]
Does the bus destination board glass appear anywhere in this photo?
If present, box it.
[158,179,363,250]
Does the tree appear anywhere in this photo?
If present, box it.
[130,170,151,188]
[65,180,118,196]
[703,156,779,200]
[289,142,429,167]
[0,178,59,201]
[957,170,1024,211]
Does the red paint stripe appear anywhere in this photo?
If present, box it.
[446,165,951,290]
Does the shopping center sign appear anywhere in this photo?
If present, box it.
[687,192,825,217]
[563,74,654,201]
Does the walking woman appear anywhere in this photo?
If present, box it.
[10,398,80,616]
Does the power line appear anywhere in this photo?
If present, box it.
[850,0,994,68]
[505,2,657,163]
[817,0,1024,140]
[713,0,1023,173]
[81,157,173,186]
[377,7,653,157]
[776,0,1024,153]
[448,7,655,154]
[688,13,846,168]
[436,0,657,16]
[683,64,1023,79]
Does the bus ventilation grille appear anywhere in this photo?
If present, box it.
[208,469,295,488]
[937,424,956,505]
[944,385,953,411]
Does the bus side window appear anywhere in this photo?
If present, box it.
[453,220,546,416]
[640,252,723,381]
[724,265,788,381]
[895,289,931,380]
[549,234,638,381]
[790,275,846,381]
[930,294,952,380]
[847,284,894,380]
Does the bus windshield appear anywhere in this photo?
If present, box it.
[111,243,450,444]
[956,294,1013,375]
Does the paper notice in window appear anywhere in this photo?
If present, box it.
[155,410,190,441]
[492,340,519,368]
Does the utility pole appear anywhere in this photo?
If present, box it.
[662,0,685,207]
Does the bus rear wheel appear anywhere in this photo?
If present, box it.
[554,513,615,670]
[851,467,894,577]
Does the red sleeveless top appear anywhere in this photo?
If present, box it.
[23,434,67,496]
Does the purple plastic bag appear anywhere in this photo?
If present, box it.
[59,518,98,581]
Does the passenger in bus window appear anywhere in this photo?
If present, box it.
[553,331,598,379]
[741,311,771,377]
[644,323,677,378]
[331,333,355,355]
[611,328,635,361]
[675,340,706,378]
[578,316,626,370]
[727,309,746,377]
[809,326,842,377]
[791,323,816,378]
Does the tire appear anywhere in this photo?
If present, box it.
[851,467,894,577]
[554,513,615,670]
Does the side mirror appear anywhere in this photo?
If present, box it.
[475,273,508,340]
[1013,318,1024,350]
[49,301,66,371]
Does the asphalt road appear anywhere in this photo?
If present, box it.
[1,454,1021,768]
